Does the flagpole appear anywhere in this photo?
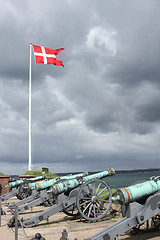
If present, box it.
[29,42,32,171]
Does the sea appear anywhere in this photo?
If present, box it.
[102,169,160,189]
[10,168,160,189]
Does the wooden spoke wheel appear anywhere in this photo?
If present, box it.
[132,214,160,233]
[17,184,32,200]
[55,193,79,217]
[62,203,80,217]
[43,197,56,207]
[76,178,112,221]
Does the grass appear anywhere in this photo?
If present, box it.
[23,170,57,178]
[96,188,117,200]
[0,172,6,176]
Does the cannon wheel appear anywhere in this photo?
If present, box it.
[132,214,160,233]
[16,184,32,200]
[122,204,160,233]
[42,194,56,207]
[62,203,80,217]
[54,192,79,217]
[76,178,112,221]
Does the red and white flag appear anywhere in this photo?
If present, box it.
[32,45,64,67]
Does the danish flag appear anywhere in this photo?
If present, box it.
[32,45,64,67]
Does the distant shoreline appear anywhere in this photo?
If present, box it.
[115,168,160,174]
[10,167,160,178]
[56,168,160,175]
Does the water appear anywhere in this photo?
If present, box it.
[10,169,160,189]
[103,169,160,189]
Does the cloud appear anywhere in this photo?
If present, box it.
[86,26,118,56]
[0,0,160,174]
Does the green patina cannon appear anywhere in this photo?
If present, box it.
[1,175,46,201]
[17,168,115,227]
[6,175,46,191]
[8,172,89,211]
[112,176,160,205]
[50,168,115,196]
[86,176,160,240]
[30,171,88,191]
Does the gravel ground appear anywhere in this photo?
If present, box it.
[0,197,160,240]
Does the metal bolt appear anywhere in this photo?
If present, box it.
[158,203,160,209]
[140,215,144,221]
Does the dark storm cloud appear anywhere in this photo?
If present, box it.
[0,0,160,174]
[105,2,160,87]
[135,99,160,123]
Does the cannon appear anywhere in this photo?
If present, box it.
[8,172,89,213]
[86,176,160,240]
[18,168,115,227]
[0,175,46,201]
[31,171,88,191]
[6,175,46,191]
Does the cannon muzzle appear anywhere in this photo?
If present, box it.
[112,176,160,204]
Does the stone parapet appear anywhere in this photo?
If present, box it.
[19,175,37,180]
[0,176,10,195]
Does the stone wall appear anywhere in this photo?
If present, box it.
[19,175,37,180]
[0,176,10,195]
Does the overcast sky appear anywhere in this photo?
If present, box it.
[0,0,160,175]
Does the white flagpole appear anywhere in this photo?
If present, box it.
[29,42,32,171]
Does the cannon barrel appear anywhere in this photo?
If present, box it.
[6,175,46,190]
[112,176,160,204]
[34,171,88,191]
[51,168,115,196]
